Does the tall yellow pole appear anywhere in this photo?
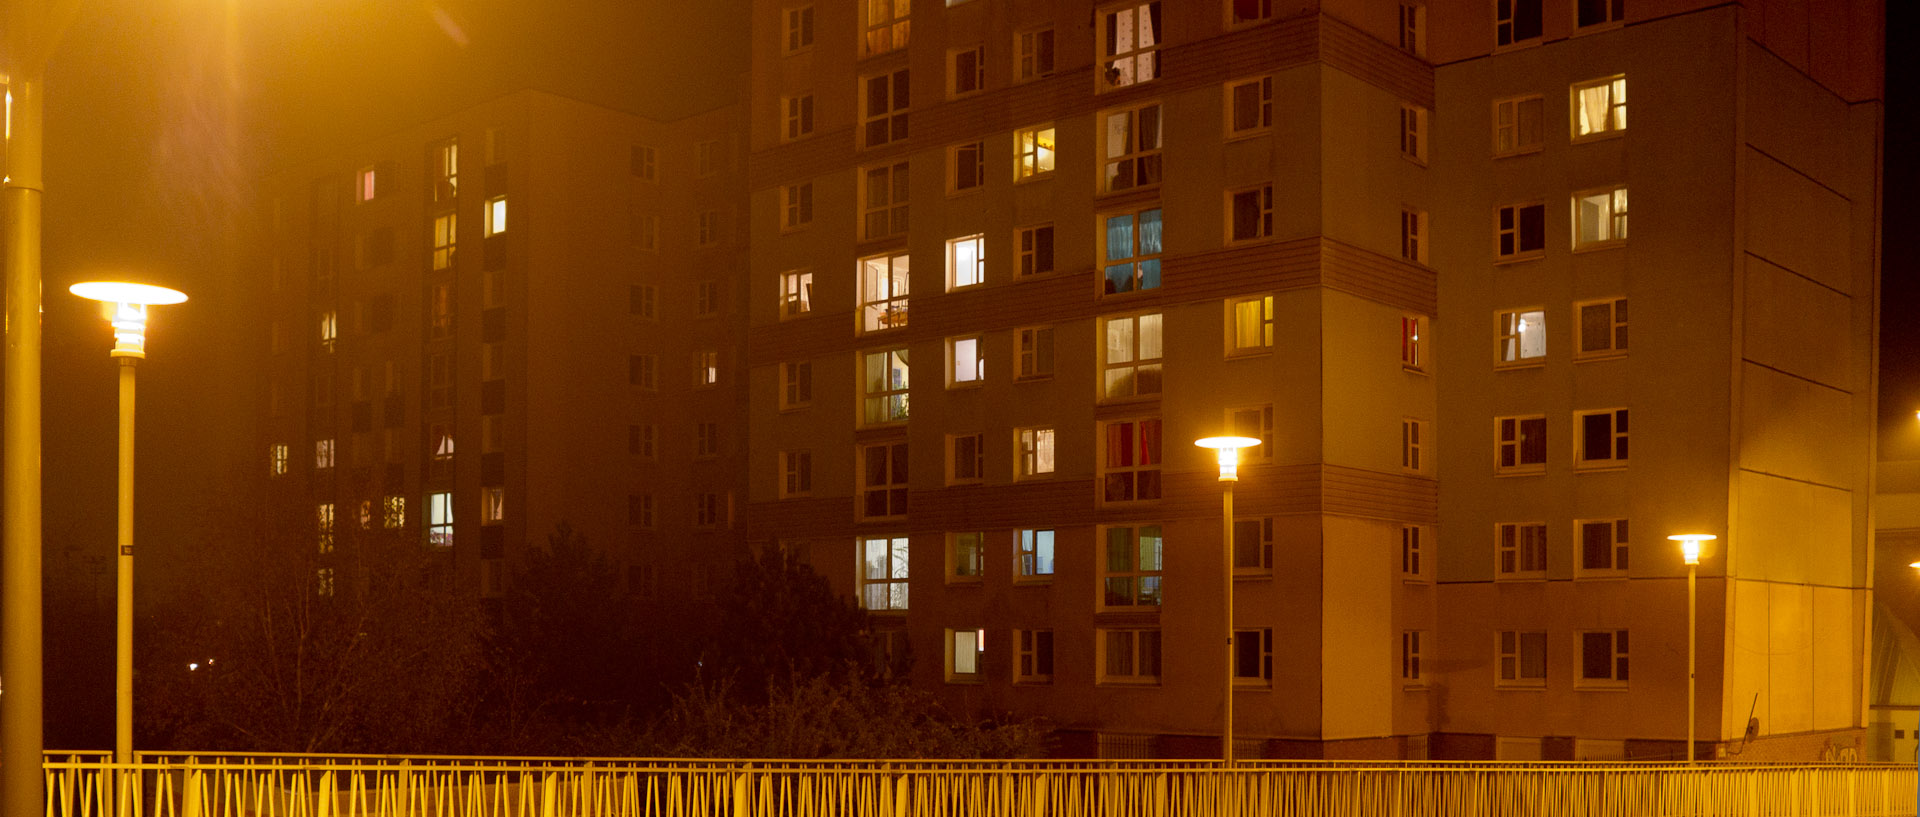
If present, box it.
[1687,561,1696,765]
[1223,478,1234,767]
[115,358,136,763]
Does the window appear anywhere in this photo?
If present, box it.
[1097,2,1162,91]
[783,182,813,230]
[431,139,459,201]
[431,213,457,270]
[270,444,288,476]
[1496,203,1546,260]
[947,628,985,680]
[1579,630,1630,686]
[629,494,656,528]
[862,0,909,57]
[1228,0,1272,26]
[1402,315,1426,371]
[1576,298,1629,358]
[947,235,985,289]
[1229,186,1273,243]
[1399,2,1426,56]
[1497,416,1547,474]
[635,212,660,251]
[1495,0,1543,46]
[319,310,338,352]
[427,491,454,548]
[632,424,658,459]
[698,140,722,177]
[1015,125,1056,181]
[1017,327,1054,380]
[949,142,985,193]
[949,532,984,580]
[427,283,451,339]
[629,354,657,390]
[317,568,335,597]
[1101,207,1164,294]
[781,361,813,409]
[1493,95,1544,156]
[316,503,335,553]
[484,194,507,236]
[862,348,910,425]
[697,281,721,315]
[1099,629,1162,683]
[1399,104,1429,164]
[1229,405,1274,459]
[860,163,909,241]
[1225,76,1273,138]
[630,145,656,180]
[431,424,455,468]
[383,496,406,529]
[1401,524,1427,579]
[1498,522,1548,577]
[859,441,909,519]
[698,210,722,245]
[628,284,656,319]
[781,271,813,318]
[1403,418,1428,473]
[1101,313,1163,399]
[1017,428,1056,478]
[695,351,720,387]
[1018,225,1054,277]
[1575,408,1629,467]
[860,69,910,148]
[1017,28,1054,81]
[1233,516,1274,573]
[1402,631,1425,683]
[355,165,379,202]
[858,252,910,332]
[1498,309,1547,364]
[1016,630,1054,683]
[1401,209,1428,264]
[784,5,814,53]
[1572,76,1627,139]
[1103,525,1163,606]
[1101,420,1162,503]
[696,422,720,458]
[859,535,910,611]
[949,46,984,97]
[482,486,504,525]
[1234,628,1274,685]
[315,438,335,470]
[695,492,723,527]
[948,337,984,387]
[1228,295,1273,355]
[1099,103,1163,193]
[781,450,813,498]
[1577,0,1625,28]
[1498,630,1548,686]
[948,433,984,483]
[1017,529,1055,580]
[1573,186,1628,248]
[1578,518,1630,574]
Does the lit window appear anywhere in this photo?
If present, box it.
[270,444,288,476]
[1497,415,1547,474]
[949,336,984,386]
[1577,0,1624,28]
[1101,420,1162,504]
[315,439,335,470]
[1579,630,1630,686]
[1102,524,1162,606]
[783,182,813,230]
[1017,428,1056,479]
[630,145,656,180]
[431,213,457,270]
[948,433,984,484]
[1495,0,1543,47]
[1573,186,1628,248]
[1402,631,1425,683]
[859,253,910,332]
[1017,327,1054,380]
[1495,202,1546,260]
[1400,103,1427,164]
[947,234,985,289]
[431,139,459,202]
[696,350,720,387]
[1229,405,1274,458]
[859,441,909,520]
[1018,224,1054,277]
[781,361,813,409]
[1497,522,1548,578]
[1234,628,1274,685]
[859,162,909,241]
[427,492,454,548]
[1017,28,1054,81]
[1228,295,1273,355]
[1399,3,1426,56]
[1017,529,1055,580]
[859,535,910,610]
[947,628,985,680]
[1016,125,1056,180]
[784,5,814,53]
[1097,2,1162,91]
[1572,75,1627,139]
[1401,524,1427,579]
[482,486,504,525]
[949,46,984,97]
[1497,309,1547,364]
[1225,76,1272,138]
[860,69,910,148]
[356,166,378,202]
[862,349,910,425]
[1493,95,1544,156]
[782,450,812,498]
[484,195,507,236]
[1577,518,1630,574]
[781,271,813,317]
[382,495,405,529]
[1016,629,1054,683]
[1401,209,1428,264]
[1575,408,1629,468]
[319,310,337,352]
[1403,418,1428,473]
[1099,628,1162,683]
[317,568,334,597]
[1232,516,1274,573]
[1228,185,1273,243]
[1101,313,1163,400]
[316,503,335,553]
[1575,298,1628,358]
[949,533,984,581]
[862,0,910,57]
[1101,207,1164,294]
[950,141,985,193]
[784,94,815,141]
[629,354,657,390]
[696,422,719,458]
[1402,315,1426,371]
[1099,103,1163,193]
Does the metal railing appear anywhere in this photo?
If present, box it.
[39,752,1918,817]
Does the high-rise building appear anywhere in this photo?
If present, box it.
[743,0,1881,760]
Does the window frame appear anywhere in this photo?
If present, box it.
[1017,224,1055,278]
[780,449,813,498]
[858,535,910,611]
[859,69,911,149]
[1402,630,1426,686]
[780,360,813,410]
[1232,516,1274,575]
[1226,295,1274,357]
[783,93,815,142]
[860,348,911,426]
[1577,629,1630,688]
[1401,524,1429,581]
[1097,627,1163,684]
[1017,427,1057,480]
[1226,0,1273,28]
[945,627,986,682]
[1016,528,1056,582]
[1401,314,1427,372]
[1233,627,1275,687]
[949,141,986,194]
[1099,206,1164,295]
[1495,0,1544,49]
[782,181,814,231]
[1572,185,1629,250]
[1228,405,1274,461]
[1573,407,1629,469]
[781,270,813,319]
[1100,312,1164,401]
[1400,103,1428,164]
[1496,414,1548,475]
[1402,418,1429,474]
[947,432,985,484]
[861,0,910,58]
[1399,2,1427,56]
[1224,76,1274,140]
[1574,297,1629,359]
[1573,0,1626,30]
[858,252,911,333]
[1497,629,1549,688]
[1096,1,1163,92]
[1227,185,1274,244]
[1015,629,1055,683]
[1575,517,1630,577]
[1097,102,1164,195]
[1015,125,1057,182]
[947,234,986,290]
[857,441,909,521]
[948,336,985,388]
[1401,208,1429,265]
[1100,421,1163,505]
[1496,521,1549,579]
[948,45,985,99]
[858,163,910,243]
[783,5,815,54]
[1016,326,1055,381]
[1016,27,1055,82]
[1496,307,1548,367]
[1570,75,1627,142]
[1494,201,1548,262]
[1492,94,1545,157]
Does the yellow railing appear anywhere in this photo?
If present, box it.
[38,753,1918,817]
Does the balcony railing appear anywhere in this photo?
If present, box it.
[40,752,1918,817]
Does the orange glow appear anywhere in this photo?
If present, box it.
[1195,435,1263,482]
[1668,533,1716,566]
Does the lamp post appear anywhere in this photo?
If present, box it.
[1194,435,1261,769]
[1669,533,1715,765]
[70,281,188,765]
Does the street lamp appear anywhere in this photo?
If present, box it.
[1195,435,1261,767]
[71,281,188,765]
[1669,533,1715,765]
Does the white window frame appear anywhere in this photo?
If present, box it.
[315,438,335,470]
[949,141,985,194]
[1401,208,1428,264]
[859,535,910,611]
[695,422,720,458]
[1100,312,1163,400]
[859,163,910,242]
[1577,629,1630,688]
[1495,202,1547,261]
[696,350,720,387]
[1015,125,1056,181]
[1572,186,1628,249]
[946,628,986,681]
[1401,524,1429,580]
[1399,2,1426,56]
[1574,408,1629,469]
[861,349,910,426]
[1400,103,1428,164]
[860,68,911,148]
[1227,184,1273,243]
[1575,0,1625,29]
[948,45,985,98]
[1100,206,1164,295]
[948,532,985,582]
[781,270,813,318]
[1016,529,1056,581]
[781,450,813,498]
[1575,518,1630,576]
[858,441,909,520]
[1098,628,1163,684]
[1575,297,1629,359]
[1016,629,1054,683]
[484,194,507,237]
[1496,0,1543,48]
[1100,524,1163,608]
[1017,326,1055,380]
[270,444,289,476]
[1496,415,1548,474]
[481,486,504,525]
[1226,0,1272,28]
[1497,308,1547,366]
[1233,627,1274,687]
[1224,76,1273,139]
[862,0,910,57]
[1098,102,1163,194]
[1493,95,1544,157]
[947,234,985,290]
[782,182,813,231]
[1402,630,1426,685]
[783,93,815,141]
[1096,2,1162,92]
[1232,516,1274,574]
[947,433,985,484]
[426,491,454,549]
[948,336,984,388]
[1571,75,1627,141]
[1403,418,1428,473]
[1402,314,1427,372]
[1018,224,1055,277]
[1228,405,1274,460]
[1497,630,1548,687]
[1227,295,1273,356]
[781,361,813,410]
[431,212,456,270]
[858,252,910,333]
[1017,427,1056,479]
[783,5,814,54]
[1497,522,1549,579]
[1016,27,1054,81]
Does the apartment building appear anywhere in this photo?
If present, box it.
[744,0,1881,760]
[250,90,748,614]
